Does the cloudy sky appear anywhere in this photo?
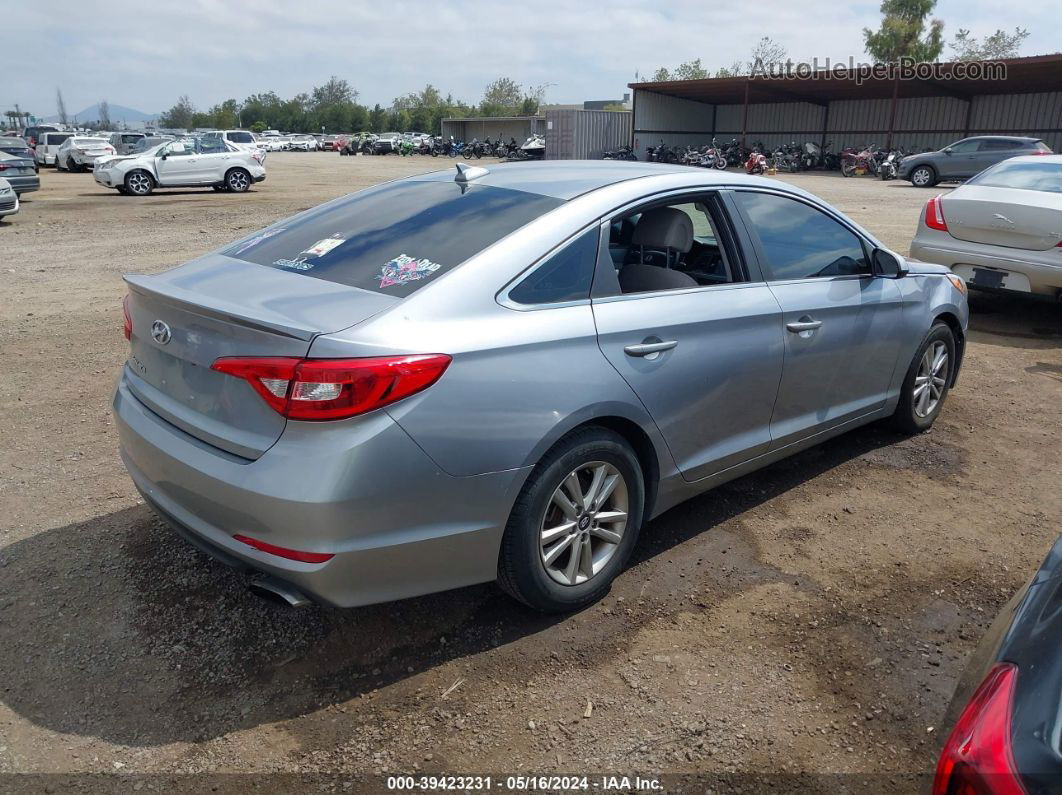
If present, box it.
[5,0,1059,119]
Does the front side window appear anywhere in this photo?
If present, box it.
[736,192,869,280]
[508,228,597,305]
[947,139,981,153]
[162,142,194,158]
[225,180,563,296]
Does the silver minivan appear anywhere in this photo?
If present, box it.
[109,132,147,156]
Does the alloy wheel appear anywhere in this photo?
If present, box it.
[126,171,152,195]
[539,462,628,586]
[912,167,931,187]
[227,170,250,191]
[913,341,949,418]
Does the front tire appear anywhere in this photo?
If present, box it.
[124,169,154,196]
[225,168,251,193]
[497,427,645,612]
[910,165,937,188]
[891,323,956,434]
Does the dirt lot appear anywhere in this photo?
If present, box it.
[1,153,1060,792]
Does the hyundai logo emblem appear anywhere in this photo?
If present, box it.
[150,320,172,345]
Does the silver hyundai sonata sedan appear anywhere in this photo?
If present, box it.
[115,161,969,612]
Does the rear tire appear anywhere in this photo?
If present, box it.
[225,168,251,193]
[497,427,645,613]
[891,323,956,434]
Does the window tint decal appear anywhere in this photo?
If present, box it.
[378,255,442,288]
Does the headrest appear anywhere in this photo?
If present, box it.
[631,207,694,253]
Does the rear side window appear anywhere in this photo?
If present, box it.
[968,161,1062,193]
[225,180,563,296]
[509,228,597,305]
[982,139,1020,150]
[736,192,869,280]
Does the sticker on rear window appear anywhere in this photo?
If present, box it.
[303,236,345,257]
[378,254,442,288]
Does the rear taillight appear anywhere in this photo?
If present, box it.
[933,663,1025,795]
[0,164,8,172]
[925,194,949,232]
[122,295,132,340]
[211,354,452,421]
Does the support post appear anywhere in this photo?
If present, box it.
[886,74,900,149]
[741,80,750,148]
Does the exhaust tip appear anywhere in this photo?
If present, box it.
[248,577,312,608]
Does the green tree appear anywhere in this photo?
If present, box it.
[949,28,1028,61]
[159,94,196,130]
[368,104,386,133]
[250,120,268,133]
[480,77,523,115]
[864,0,944,63]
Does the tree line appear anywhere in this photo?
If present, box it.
[158,77,547,134]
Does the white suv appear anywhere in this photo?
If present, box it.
[286,134,319,151]
[93,137,266,196]
[201,130,263,154]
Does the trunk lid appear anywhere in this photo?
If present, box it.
[944,186,1062,250]
[124,254,396,459]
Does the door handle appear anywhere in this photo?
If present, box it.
[624,340,678,357]
[786,319,823,333]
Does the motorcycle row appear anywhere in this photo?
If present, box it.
[605,137,924,180]
[338,133,546,160]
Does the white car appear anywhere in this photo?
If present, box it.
[0,177,18,219]
[287,134,318,151]
[55,136,116,172]
[93,138,266,196]
[256,135,285,152]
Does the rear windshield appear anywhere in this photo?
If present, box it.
[227,132,254,143]
[122,134,144,142]
[224,180,563,295]
[969,161,1062,193]
[45,134,72,145]
[73,138,107,146]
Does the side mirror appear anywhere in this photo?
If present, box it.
[943,147,952,155]
[873,248,908,278]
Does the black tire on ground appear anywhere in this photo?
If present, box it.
[225,168,251,192]
[497,426,645,613]
[891,322,957,434]
[123,169,154,196]
[910,165,937,188]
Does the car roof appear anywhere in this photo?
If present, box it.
[965,135,1042,142]
[988,154,1062,164]
[406,160,794,200]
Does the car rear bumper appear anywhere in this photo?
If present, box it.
[7,174,39,194]
[911,235,1062,297]
[113,372,528,607]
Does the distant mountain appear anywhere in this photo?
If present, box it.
[44,103,158,123]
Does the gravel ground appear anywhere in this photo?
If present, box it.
[0,153,1060,793]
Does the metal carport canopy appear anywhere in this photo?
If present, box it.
[628,54,1062,148]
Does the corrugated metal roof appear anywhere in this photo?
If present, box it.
[629,54,1062,105]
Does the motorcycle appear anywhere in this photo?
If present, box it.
[745,145,769,175]
[646,140,678,164]
[802,141,822,171]
[878,147,905,180]
[602,144,637,161]
[840,144,880,177]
